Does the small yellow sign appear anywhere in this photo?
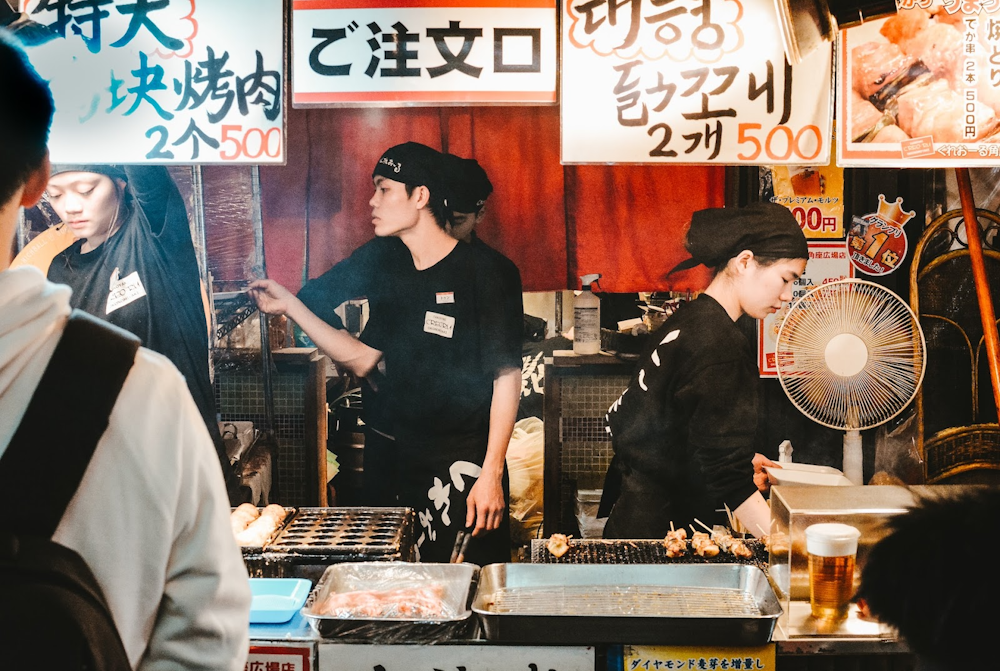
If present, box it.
[623,644,776,670]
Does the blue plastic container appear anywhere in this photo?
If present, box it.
[249,578,313,624]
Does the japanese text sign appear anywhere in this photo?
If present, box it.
[246,644,311,671]
[764,127,846,240]
[291,0,557,106]
[21,0,284,164]
[560,0,832,164]
[838,1,1000,166]
[624,644,777,670]
[316,643,595,670]
[759,242,853,376]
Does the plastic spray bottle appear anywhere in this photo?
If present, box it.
[573,274,601,355]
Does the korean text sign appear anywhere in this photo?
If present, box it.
[838,2,1000,167]
[21,0,284,164]
[291,0,557,106]
[561,0,832,164]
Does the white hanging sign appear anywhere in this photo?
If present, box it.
[291,0,557,106]
[20,0,285,164]
[560,0,832,164]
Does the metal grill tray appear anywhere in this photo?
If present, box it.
[267,507,412,556]
[473,563,781,645]
[529,538,768,567]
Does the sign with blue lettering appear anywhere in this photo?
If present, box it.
[20,0,284,163]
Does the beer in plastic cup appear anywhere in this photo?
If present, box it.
[805,523,861,622]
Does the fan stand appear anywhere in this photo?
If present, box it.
[826,334,866,485]
[842,429,863,485]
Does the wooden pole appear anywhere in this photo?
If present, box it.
[954,168,1000,417]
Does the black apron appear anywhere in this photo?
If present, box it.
[361,427,399,507]
[396,431,510,565]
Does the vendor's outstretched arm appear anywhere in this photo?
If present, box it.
[466,366,521,536]
[248,279,381,377]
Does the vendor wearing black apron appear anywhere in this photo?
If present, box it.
[250,143,522,564]
[600,203,808,539]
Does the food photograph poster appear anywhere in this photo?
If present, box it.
[839,0,1000,167]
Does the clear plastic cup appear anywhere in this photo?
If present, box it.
[805,523,861,622]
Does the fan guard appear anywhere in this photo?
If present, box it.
[775,279,926,482]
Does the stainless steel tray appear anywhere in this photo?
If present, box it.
[473,563,781,645]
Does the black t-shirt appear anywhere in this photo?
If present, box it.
[47,166,215,434]
[298,236,523,441]
[605,294,760,531]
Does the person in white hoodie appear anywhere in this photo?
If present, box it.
[0,30,251,670]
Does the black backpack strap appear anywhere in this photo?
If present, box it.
[0,310,140,537]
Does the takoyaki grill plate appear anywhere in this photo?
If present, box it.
[267,507,413,557]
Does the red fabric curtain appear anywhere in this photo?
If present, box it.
[260,106,723,294]
[566,164,723,293]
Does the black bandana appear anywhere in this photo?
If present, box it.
[50,164,128,183]
[669,202,808,274]
[441,153,493,213]
[371,142,443,196]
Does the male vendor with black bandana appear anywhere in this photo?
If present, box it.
[440,153,523,353]
[600,202,808,539]
[249,143,523,564]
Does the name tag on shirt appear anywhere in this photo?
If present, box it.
[424,311,455,338]
[106,271,147,314]
[436,291,455,304]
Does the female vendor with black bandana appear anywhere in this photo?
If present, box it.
[600,202,808,539]
[43,165,243,502]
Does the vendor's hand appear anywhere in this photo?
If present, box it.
[466,473,505,537]
[753,452,779,493]
[248,279,295,316]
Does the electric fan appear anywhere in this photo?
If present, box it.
[775,279,926,484]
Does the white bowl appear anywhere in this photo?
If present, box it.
[765,463,853,487]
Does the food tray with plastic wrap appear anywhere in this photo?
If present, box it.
[301,561,478,643]
[472,563,782,645]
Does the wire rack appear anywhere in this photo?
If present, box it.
[529,538,769,570]
[486,584,762,617]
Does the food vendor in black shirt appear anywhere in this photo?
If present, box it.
[324,152,524,511]
[600,202,808,539]
[250,143,522,564]
[44,164,243,502]
[439,152,524,373]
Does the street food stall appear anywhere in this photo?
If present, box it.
[10,0,1000,669]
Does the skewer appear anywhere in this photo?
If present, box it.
[694,518,713,533]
